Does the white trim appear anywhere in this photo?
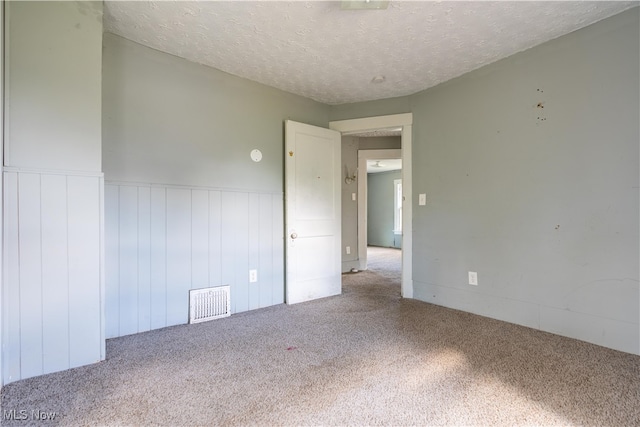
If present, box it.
[330,113,413,133]
[99,176,106,362]
[105,180,282,195]
[402,125,413,299]
[330,113,413,299]
[3,167,103,178]
[1,0,5,388]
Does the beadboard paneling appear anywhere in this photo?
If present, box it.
[41,175,70,374]
[150,188,167,330]
[67,176,102,368]
[105,183,285,338]
[2,170,103,383]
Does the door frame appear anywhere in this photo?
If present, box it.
[329,113,413,299]
[0,0,5,387]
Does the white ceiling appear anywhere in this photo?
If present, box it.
[103,1,638,105]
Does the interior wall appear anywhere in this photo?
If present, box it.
[103,33,328,192]
[102,34,330,337]
[2,1,104,385]
[358,137,401,151]
[341,136,359,272]
[410,8,639,355]
[331,8,640,355]
[4,2,102,172]
[368,170,402,248]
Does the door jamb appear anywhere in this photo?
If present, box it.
[329,113,413,299]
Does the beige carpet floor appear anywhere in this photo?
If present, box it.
[2,247,639,426]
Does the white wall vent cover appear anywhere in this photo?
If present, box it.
[189,285,231,324]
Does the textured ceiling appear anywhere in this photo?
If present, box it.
[103,1,638,105]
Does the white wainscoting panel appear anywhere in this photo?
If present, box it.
[104,183,285,338]
[137,187,151,333]
[2,170,103,383]
[41,175,70,374]
[166,188,192,327]
[67,176,102,368]
[150,187,167,330]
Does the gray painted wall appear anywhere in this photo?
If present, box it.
[368,170,402,248]
[102,34,329,337]
[103,33,329,192]
[5,1,102,172]
[359,137,401,151]
[2,1,104,385]
[332,9,640,355]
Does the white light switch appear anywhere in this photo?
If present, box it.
[249,269,258,283]
[352,192,356,201]
[346,246,351,255]
[468,271,478,286]
[419,194,427,206]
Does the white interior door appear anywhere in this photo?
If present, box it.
[285,120,341,304]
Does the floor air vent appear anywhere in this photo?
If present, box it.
[189,285,231,324]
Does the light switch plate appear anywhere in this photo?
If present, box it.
[468,271,478,286]
[419,193,427,206]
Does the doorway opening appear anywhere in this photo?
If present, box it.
[329,113,413,298]
[360,149,401,270]
[365,154,402,283]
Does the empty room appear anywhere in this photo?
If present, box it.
[1,1,639,425]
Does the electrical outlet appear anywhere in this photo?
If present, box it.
[468,271,478,286]
[249,269,258,283]
[346,246,351,255]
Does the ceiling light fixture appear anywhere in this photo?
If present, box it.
[371,75,386,84]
